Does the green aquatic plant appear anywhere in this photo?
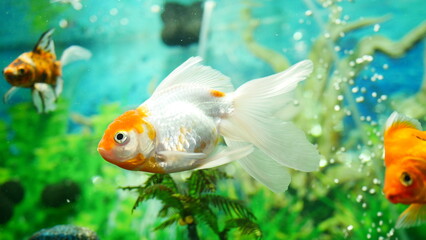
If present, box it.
[0,101,144,239]
[121,169,262,240]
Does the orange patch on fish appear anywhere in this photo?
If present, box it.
[210,89,225,98]
[137,106,156,140]
[115,153,146,170]
[99,110,144,150]
[139,156,165,173]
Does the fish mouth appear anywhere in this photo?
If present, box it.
[3,68,17,81]
[97,147,145,171]
[97,147,115,163]
[385,193,400,204]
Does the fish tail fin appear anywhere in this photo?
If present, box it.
[60,45,92,66]
[220,60,319,181]
[396,204,426,228]
[225,139,291,192]
[34,29,56,56]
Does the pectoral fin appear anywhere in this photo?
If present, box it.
[3,87,19,103]
[196,144,254,170]
[32,89,44,113]
[33,83,57,113]
[55,77,64,97]
[156,151,207,173]
[396,204,426,228]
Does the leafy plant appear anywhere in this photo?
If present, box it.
[122,169,262,240]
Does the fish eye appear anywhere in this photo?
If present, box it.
[18,68,25,74]
[114,131,128,144]
[400,172,413,187]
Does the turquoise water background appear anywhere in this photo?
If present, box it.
[0,0,425,239]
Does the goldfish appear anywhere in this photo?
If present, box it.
[383,111,426,228]
[2,29,91,113]
[97,57,320,192]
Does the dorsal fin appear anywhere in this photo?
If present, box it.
[33,29,55,56]
[152,57,234,96]
[385,111,422,133]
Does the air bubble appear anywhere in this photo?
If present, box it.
[293,32,303,41]
[151,4,161,13]
[59,19,68,28]
[310,125,322,137]
[374,24,380,32]
[305,10,313,16]
[110,8,118,16]
[356,96,364,103]
[373,178,381,185]
[120,18,129,25]
[334,105,341,111]
[89,15,98,23]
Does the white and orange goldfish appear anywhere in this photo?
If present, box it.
[98,57,320,192]
[384,111,426,228]
[2,29,91,113]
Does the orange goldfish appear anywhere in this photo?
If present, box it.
[383,111,426,228]
[2,29,91,113]
[98,57,320,193]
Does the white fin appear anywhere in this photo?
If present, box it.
[158,151,206,162]
[196,144,254,170]
[157,151,207,173]
[33,29,55,56]
[32,89,44,113]
[385,111,422,132]
[60,45,92,66]
[55,77,64,97]
[220,60,320,172]
[396,204,426,228]
[33,83,57,113]
[3,87,19,103]
[226,139,291,192]
[153,57,234,96]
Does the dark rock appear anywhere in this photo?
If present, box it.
[0,179,25,205]
[161,1,203,46]
[29,225,99,240]
[41,180,81,208]
[0,194,14,225]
